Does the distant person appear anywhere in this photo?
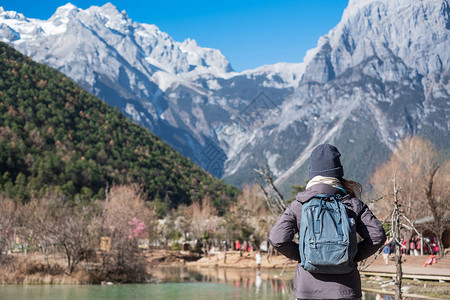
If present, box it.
[243,240,248,252]
[415,237,421,256]
[222,240,228,251]
[269,144,386,300]
[235,240,240,251]
[401,239,407,254]
[382,243,391,265]
[409,238,416,255]
[432,239,439,254]
[423,254,437,267]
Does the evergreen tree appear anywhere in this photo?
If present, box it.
[0,42,238,213]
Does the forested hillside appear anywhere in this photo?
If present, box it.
[0,42,237,214]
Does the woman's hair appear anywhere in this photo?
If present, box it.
[340,178,363,199]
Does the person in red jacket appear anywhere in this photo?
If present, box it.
[270,144,386,300]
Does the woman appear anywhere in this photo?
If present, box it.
[269,144,386,300]
[382,239,392,265]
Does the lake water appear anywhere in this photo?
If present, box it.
[0,267,390,300]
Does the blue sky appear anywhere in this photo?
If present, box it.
[1,0,349,71]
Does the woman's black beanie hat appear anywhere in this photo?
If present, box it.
[308,144,344,179]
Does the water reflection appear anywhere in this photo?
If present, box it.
[151,266,294,298]
[150,266,419,300]
[255,271,262,293]
[0,267,422,300]
[374,295,395,300]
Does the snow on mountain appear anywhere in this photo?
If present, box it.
[214,0,449,192]
[1,1,448,193]
[258,0,449,192]
[1,3,235,80]
[241,62,305,88]
[310,0,449,77]
[0,2,301,179]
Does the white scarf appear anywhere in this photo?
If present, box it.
[306,175,343,190]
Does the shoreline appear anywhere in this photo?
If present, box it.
[185,250,297,269]
[2,251,449,285]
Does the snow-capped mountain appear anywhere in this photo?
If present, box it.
[0,3,302,179]
[1,0,448,194]
[223,0,450,193]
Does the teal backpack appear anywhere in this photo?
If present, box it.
[299,191,357,274]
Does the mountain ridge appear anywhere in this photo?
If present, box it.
[0,2,302,180]
[1,1,449,196]
[0,41,237,214]
[270,0,450,190]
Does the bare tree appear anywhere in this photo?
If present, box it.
[238,185,274,246]
[97,185,156,282]
[187,197,218,241]
[392,175,403,300]
[220,184,274,250]
[0,196,17,259]
[26,194,98,274]
[370,136,449,255]
[254,167,286,216]
[423,162,449,256]
[364,175,412,300]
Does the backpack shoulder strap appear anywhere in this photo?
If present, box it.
[314,194,335,199]
[335,186,348,195]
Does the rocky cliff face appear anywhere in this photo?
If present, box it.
[1,0,448,194]
[225,0,450,193]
